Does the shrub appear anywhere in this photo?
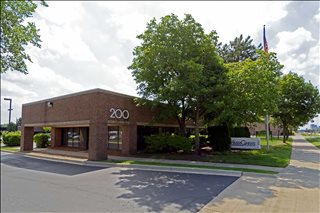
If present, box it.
[34,133,51,148]
[2,131,21,146]
[230,127,251,138]
[42,127,51,133]
[145,135,192,153]
[208,126,231,151]
[199,135,209,145]
[1,131,8,142]
[189,134,209,147]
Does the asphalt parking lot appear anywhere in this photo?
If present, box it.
[1,152,238,212]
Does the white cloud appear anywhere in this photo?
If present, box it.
[96,1,289,45]
[108,56,121,65]
[307,42,320,68]
[1,61,84,123]
[32,20,98,63]
[314,8,320,22]
[306,42,320,86]
[159,1,289,43]
[272,27,318,79]
[1,79,38,98]
[27,66,84,97]
[279,57,308,76]
[35,1,84,26]
[274,27,315,55]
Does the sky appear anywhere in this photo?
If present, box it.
[1,1,320,128]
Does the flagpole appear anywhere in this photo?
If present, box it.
[266,114,270,151]
[263,25,270,151]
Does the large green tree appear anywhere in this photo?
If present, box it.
[217,34,262,63]
[215,51,283,127]
[0,0,47,74]
[273,72,320,143]
[129,14,227,154]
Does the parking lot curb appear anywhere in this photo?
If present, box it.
[84,160,242,177]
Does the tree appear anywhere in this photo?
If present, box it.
[0,0,48,74]
[273,72,320,143]
[5,118,22,132]
[15,117,22,127]
[6,122,17,132]
[215,51,283,127]
[186,32,227,154]
[129,14,227,154]
[217,34,262,63]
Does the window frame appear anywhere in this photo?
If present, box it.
[107,125,122,150]
[63,127,81,148]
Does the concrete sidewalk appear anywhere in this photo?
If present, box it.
[200,134,320,213]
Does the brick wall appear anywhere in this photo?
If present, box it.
[21,89,186,159]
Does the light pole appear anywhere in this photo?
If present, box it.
[4,98,13,124]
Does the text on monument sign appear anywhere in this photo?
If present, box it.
[230,137,261,150]
[109,108,130,119]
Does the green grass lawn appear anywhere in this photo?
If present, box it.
[135,137,292,168]
[0,146,20,152]
[304,136,320,149]
[301,133,320,137]
[206,137,292,167]
[105,159,277,174]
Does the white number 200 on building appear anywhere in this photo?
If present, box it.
[109,108,130,119]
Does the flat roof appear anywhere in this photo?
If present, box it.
[23,88,139,106]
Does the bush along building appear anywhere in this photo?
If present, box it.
[20,89,195,160]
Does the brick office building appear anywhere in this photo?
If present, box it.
[21,89,192,160]
[248,122,282,137]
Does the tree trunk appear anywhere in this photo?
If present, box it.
[179,118,186,137]
[195,104,200,155]
[282,122,287,143]
[176,99,187,137]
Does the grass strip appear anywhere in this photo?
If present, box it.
[304,136,320,149]
[207,138,292,168]
[135,137,292,168]
[104,159,278,174]
[0,146,20,152]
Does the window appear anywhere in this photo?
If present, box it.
[63,127,80,147]
[108,126,122,150]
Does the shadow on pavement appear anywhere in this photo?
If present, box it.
[289,139,320,164]
[0,152,105,176]
[275,164,320,189]
[291,150,320,164]
[112,169,238,213]
[217,163,320,205]
[203,135,320,208]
